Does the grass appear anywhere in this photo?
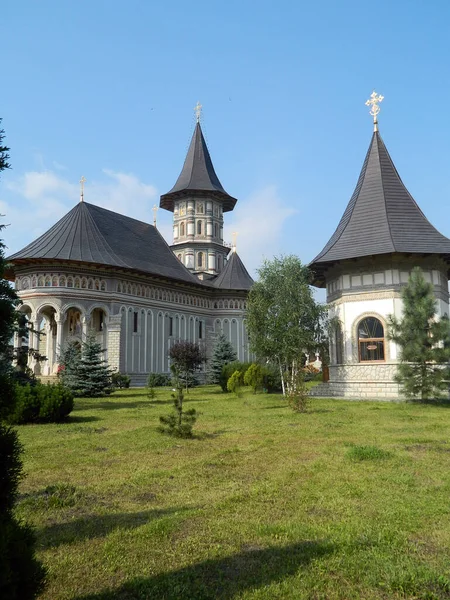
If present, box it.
[14,386,450,599]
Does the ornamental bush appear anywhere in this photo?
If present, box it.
[219,361,251,392]
[227,370,243,397]
[244,363,264,393]
[8,383,74,425]
[147,373,171,387]
[260,364,283,393]
[111,373,131,389]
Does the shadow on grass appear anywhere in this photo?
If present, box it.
[66,415,102,423]
[38,507,190,549]
[86,401,159,410]
[74,540,333,600]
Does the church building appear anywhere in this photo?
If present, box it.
[309,92,450,399]
[7,111,254,385]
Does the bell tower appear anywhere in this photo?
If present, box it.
[160,104,237,279]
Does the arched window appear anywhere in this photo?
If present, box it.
[177,253,182,262]
[197,220,202,235]
[358,317,385,362]
[52,276,58,287]
[180,222,185,237]
[198,252,203,268]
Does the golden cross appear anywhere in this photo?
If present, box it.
[232,231,238,252]
[152,204,159,227]
[194,101,202,123]
[80,176,86,202]
[365,91,384,131]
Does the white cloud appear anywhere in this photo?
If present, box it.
[1,168,160,255]
[224,185,297,277]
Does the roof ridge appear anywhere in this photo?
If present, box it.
[376,132,396,253]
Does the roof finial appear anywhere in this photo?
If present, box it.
[194,101,202,123]
[232,231,238,253]
[152,204,159,228]
[365,90,384,132]
[80,176,86,202]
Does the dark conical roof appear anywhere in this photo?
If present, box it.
[8,201,203,286]
[213,250,254,290]
[310,130,450,285]
[160,122,237,212]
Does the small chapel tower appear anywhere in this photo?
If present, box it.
[309,92,450,399]
[160,103,237,279]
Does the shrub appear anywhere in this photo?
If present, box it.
[261,364,283,393]
[219,361,251,392]
[8,383,74,425]
[147,373,171,387]
[0,424,47,599]
[227,370,243,397]
[244,363,264,393]
[111,373,131,389]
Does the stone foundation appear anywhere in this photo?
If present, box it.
[310,363,401,400]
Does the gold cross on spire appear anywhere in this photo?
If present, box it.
[152,204,159,228]
[194,101,202,123]
[232,231,238,253]
[80,176,86,202]
[365,90,384,132]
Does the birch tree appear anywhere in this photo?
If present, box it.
[246,256,327,398]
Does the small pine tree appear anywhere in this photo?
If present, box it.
[71,331,113,397]
[158,365,197,437]
[208,334,237,384]
[388,267,450,401]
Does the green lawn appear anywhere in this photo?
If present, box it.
[15,387,450,600]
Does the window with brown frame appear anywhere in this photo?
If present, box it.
[358,317,385,362]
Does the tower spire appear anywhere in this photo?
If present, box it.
[365,90,384,132]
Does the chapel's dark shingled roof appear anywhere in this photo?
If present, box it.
[310,130,450,286]
[213,251,254,290]
[160,122,237,212]
[8,201,203,286]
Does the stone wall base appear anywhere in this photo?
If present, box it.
[309,380,401,400]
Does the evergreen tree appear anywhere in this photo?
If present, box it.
[58,340,81,391]
[0,121,46,598]
[208,333,237,384]
[75,331,113,397]
[388,266,450,401]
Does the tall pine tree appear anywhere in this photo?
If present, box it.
[388,266,450,401]
[0,120,46,598]
[208,333,237,384]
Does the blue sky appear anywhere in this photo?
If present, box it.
[2,0,450,284]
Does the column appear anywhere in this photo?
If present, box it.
[107,314,122,372]
[81,314,89,341]
[55,314,64,368]
[44,322,52,375]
